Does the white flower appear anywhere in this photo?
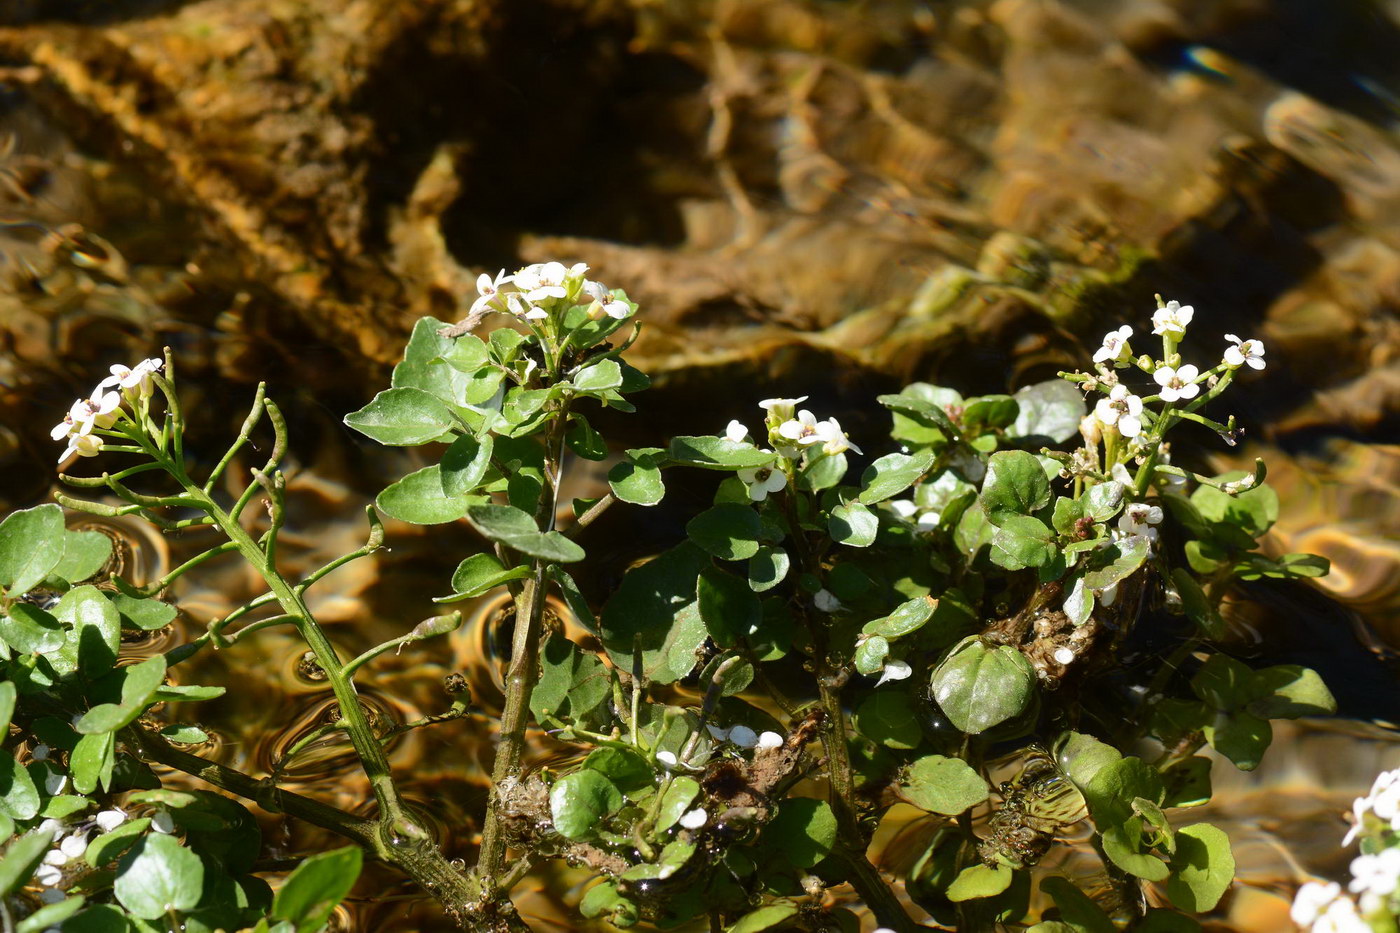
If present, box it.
[1094,385,1144,437]
[813,416,861,456]
[756,731,783,749]
[813,589,841,612]
[1349,849,1400,898]
[1118,502,1163,542]
[506,293,548,321]
[727,725,758,748]
[42,848,68,867]
[468,269,513,317]
[778,409,821,444]
[58,432,103,465]
[1151,300,1194,336]
[655,750,678,768]
[150,809,176,834]
[1223,334,1266,371]
[875,660,912,688]
[1153,364,1200,402]
[58,833,87,859]
[1293,882,1344,926]
[1093,325,1133,364]
[725,420,749,443]
[1313,894,1372,933]
[34,863,62,887]
[514,261,569,303]
[759,396,808,425]
[96,357,164,398]
[582,280,630,319]
[95,809,127,832]
[737,464,787,502]
[679,808,708,830]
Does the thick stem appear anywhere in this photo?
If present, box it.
[475,398,572,892]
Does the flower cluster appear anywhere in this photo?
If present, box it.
[469,261,633,324]
[1291,766,1400,931]
[50,358,162,464]
[722,397,862,502]
[29,804,134,904]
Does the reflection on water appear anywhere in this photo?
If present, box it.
[2,0,1400,929]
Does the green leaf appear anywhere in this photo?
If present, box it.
[1247,665,1337,719]
[747,547,790,593]
[599,544,708,684]
[436,553,530,602]
[1191,477,1278,537]
[272,845,363,933]
[394,318,498,408]
[1101,818,1170,880]
[990,514,1057,570]
[0,681,13,733]
[1054,732,1122,792]
[1190,654,1256,711]
[1082,535,1149,592]
[580,881,639,926]
[668,436,777,471]
[766,798,836,868]
[466,504,585,562]
[38,795,90,820]
[440,434,494,497]
[343,387,457,446]
[111,594,177,632]
[51,530,113,584]
[799,450,847,492]
[1011,379,1084,442]
[1052,496,1086,536]
[15,894,85,932]
[1166,824,1234,912]
[828,501,878,547]
[947,863,1014,901]
[52,585,121,675]
[609,448,666,506]
[862,596,936,640]
[857,449,937,504]
[0,829,57,897]
[853,635,890,675]
[1172,569,1224,639]
[376,465,474,524]
[698,566,762,647]
[550,770,623,840]
[855,691,922,749]
[114,833,204,919]
[1083,481,1126,522]
[0,504,65,597]
[980,450,1052,522]
[1136,909,1203,933]
[1160,756,1213,809]
[899,755,990,815]
[85,817,152,867]
[75,703,131,735]
[1082,756,1165,828]
[530,634,610,723]
[121,654,168,709]
[565,414,608,461]
[963,394,1019,431]
[159,725,209,744]
[728,904,800,933]
[930,637,1036,734]
[1039,876,1115,933]
[70,731,115,794]
[654,776,701,834]
[583,747,653,793]
[1204,710,1271,771]
[573,359,623,392]
[687,504,762,561]
[0,604,66,655]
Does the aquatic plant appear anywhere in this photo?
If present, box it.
[0,270,1338,932]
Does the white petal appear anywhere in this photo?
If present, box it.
[875,660,912,688]
[728,725,758,748]
[679,808,708,829]
[151,810,176,834]
[725,420,749,443]
[1246,356,1265,370]
[756,731,783,749]
[655,751,678,767]
[1118,414,1141,437]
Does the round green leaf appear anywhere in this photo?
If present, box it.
[1011,378,1084,442]
[437,553,530,602]
[828,501,878,547]
[1166,824,1234,912]
[344,387,456,446]
[766,798,836,868]
[0,758,40,820]
[52,585,121,675]
[899,754,990,815]
[440,434,494,497]
[747,547,789,592]
[550,770,623,841]
[668,436,777,470]
[114,833,204,920]
[0,828,58,897]
[654,776,701,835]
[272,845,363,933]
[599,543,708,684]
[1101,819,1170,881]
[687,504,761,560]
[0,504,65,597]
[697,566,762,647]
[85,818,152,867]
[565,414,608,461]
[51,529,113,584]
[573,359,623,393]
[583,747,653,793]
[609,449,666,506]
[862,596,936,640]
[991,515,1057,570]
[947,863,1014,901]
[980,450,1052,521]
[853,635,890,675]
[930,637,1035,735]
[70,731,115,795]
[857,449,936,504]
[728,904,800,933]
[466,504,585,563]
[111,594,178,632]
[1247,664,1337,719]
[855,691,922,749]
[376,465,473,525]
[0,604,65,655]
